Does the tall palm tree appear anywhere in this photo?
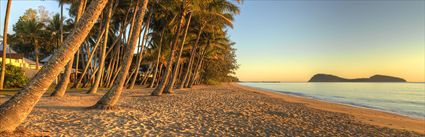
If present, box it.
[46,14,62,49]
[88,0,114,94]
[53,0,86,97]
[92,0,149,109]
[179,0,239,89]
[151,0,187,96]
[0,0,12,89]
[0,0,109,132]
[164,12,192,93]
[128,11,152,89]
[148,29,165,88]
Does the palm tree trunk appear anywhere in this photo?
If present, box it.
[177,62,184,84]
[196,60,205,85]
[105,44,119,87]
[151,9,185,95]
[156,63,164,87]
[60,1,64,44]
[108,66,121,88]
[125,68,136,86]
[51,56,73,97]
[102,56,113,87]
[189,52,205,88]
[53,0,86,96]
[164,13,192,93]
[128,13,152,89]
[34,40,40,70]
[178,24,204,89]
[88,0,113,94]
[126,0,139,44]
[0,0,12,90]
[140,65,152,85]
[0,0,108,132]
[74,50,79,81]
[148,29,165,88]
[92,0,149,109]
[73,28,106,88]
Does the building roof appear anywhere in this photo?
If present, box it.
[0,52,24,59]
[40,55,52,63]
[1,42,39,65]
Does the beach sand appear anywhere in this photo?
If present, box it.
[0,83,423,136]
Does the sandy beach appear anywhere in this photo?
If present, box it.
[0,83,424,136]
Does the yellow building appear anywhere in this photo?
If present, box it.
[0,44,39,70]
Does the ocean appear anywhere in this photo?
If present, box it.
[239,82,425,119]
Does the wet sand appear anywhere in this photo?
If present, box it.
[235,83,425,134]
[0,83,423,136]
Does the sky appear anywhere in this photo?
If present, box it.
[229,0,425,82]
[1,0,424,82]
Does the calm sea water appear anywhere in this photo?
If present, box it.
[239,82,425,119]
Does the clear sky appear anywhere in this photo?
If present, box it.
[229,0,425,82]
[1,0,425,82]
[0,0,71,34]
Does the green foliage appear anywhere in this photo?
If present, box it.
[206,79,220,85]
[9,7,71,59]
[201,47,239,84]
[0,62,29,88]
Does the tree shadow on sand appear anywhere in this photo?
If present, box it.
[35,105,89,111]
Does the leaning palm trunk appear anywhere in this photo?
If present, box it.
[148,29,165,88]
[0,0,108,132]
[178,25,204,89]
[125,68,137,86]
[51,56,73,97]
[156,63,164,86]
[128,13,152,89]
[72,28,105,88]
[126,0,139,45]
[152,63,164,87]
[105,45,120,86]
[91,0,149,109]
[88,1,114,94]
[140,65,153,85]
[151,10,185,95]
[188,51,205,88]
[164,13,192,93]
[53,0,86,96]
[34,40,40,70]
[0,0,12,90]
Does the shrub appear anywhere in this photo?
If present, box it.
[206,79,220,85]
[0,62,29,88]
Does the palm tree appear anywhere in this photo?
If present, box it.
[0,0,109,132]
[46,14,62,49]
[179,0,239,89]
[128,11,152,89]
[0,0,12,90]
[13,17,45,70]
[164,12,192,93]
[92,0,149,109]
[53,0,86,97]
[87,0,114,94]
[151,0,187,96]
[148,29,164,88]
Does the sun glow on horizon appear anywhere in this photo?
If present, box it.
[230,1,424,82]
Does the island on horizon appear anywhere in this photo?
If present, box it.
[308,74,407,82]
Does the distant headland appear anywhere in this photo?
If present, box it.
[308,74,407,82]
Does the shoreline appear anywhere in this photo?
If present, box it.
[234,83,425,134]
[239,83,425,120]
